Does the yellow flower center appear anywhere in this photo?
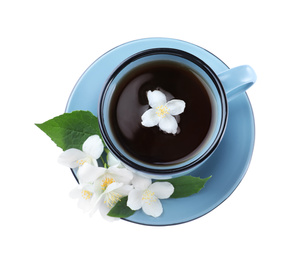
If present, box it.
[81,190,93,200]
[156,105,169,118]
[76,159,87,166]
[101,177,115,191]
[142,189,156,204]
[104,192,122,208]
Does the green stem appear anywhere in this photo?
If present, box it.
[100,156,108,168]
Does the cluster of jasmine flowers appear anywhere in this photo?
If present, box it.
[57,90,187,220]
[58,135,174,221]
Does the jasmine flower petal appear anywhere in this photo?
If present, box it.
[105,166,133,184]
[142,197,163,218]
[141,108,161,127]
[57,149,88,168]
[107,152,121,167]
[131,174,152,190]
[127,189,145,210]
[115,184,133,197]
[166,99,186,116]
[77,163,106,184]
[147,90,166,108]
[82,135,104,159]
[158,114,178,134]
[149,182,174,199]
[77,192,94,212]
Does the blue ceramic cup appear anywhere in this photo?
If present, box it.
[98,46,256,179]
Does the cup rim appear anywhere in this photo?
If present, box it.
[98,48,228,175]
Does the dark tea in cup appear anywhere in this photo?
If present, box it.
[109,59,216,165]
[99,49,228,177]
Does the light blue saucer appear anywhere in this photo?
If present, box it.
[66,38,255,226]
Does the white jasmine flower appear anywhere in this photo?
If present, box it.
[127,174,174,218]
[141,90,186,134]
[69,184,94,212]
[58,135,104,168]
[94,182,133,221]
[76,163,134,220]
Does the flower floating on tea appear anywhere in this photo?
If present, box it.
[127,174,174,218]
[58,135,104,168]
[141,90,186,134]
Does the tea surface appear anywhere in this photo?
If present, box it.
[109,60,214,166]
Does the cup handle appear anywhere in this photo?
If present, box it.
[217,65,257,102]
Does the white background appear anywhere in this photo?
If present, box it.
[1,0,303,259]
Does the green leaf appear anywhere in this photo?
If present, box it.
[107,197,136,218]
[35,110,101,151]
[162,175,212,198]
